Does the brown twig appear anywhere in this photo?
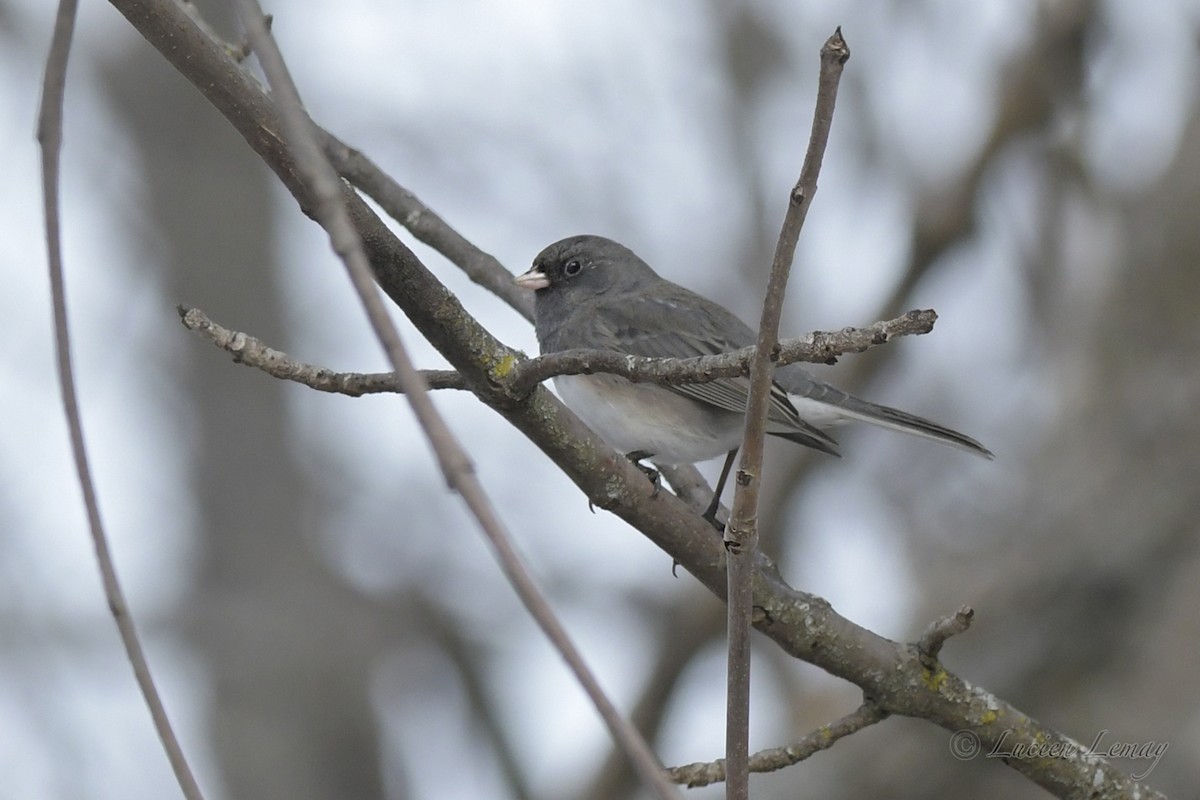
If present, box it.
[669,700,889,787]
[506,310,936,393]
[231,5,677,798]
[724,29,851,799]
[178,305,467,393]
[37,3,205,799]
[181,301,932,397]
[916,605,976,668]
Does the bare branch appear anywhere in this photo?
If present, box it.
[506,309,937,393]
[916,605,976,668]
[669,701,889,787]
[178,305,467,393]
[230,5,677,797]
[37,2,205,799]
[724,29,851,798]
[180,302,932,397]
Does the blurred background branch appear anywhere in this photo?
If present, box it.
[36,0,205,798]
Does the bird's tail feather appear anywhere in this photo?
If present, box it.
[787,383,993,459]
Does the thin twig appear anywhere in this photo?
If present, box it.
[231,6,677,798]
[178,305,467,393]
[506,310,937,393]
[180,302,933,396]
[724,28,850,799]
[37,3,205,799]
[669,701,889,787]
[916,605,975,668]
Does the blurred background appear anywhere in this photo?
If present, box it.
[3,0,1199,797]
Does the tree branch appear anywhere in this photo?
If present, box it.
[108,3,1165,796]
[179,302,933,397]
[38,2,205,799]
[505,309,937,393]
[724,28,850,799]
[178,305,467,393]
[668,700,889,787]
[916,605,976,669]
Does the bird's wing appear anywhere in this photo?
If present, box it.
[582,292,839,452]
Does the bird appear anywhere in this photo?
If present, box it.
[514,234,992,522]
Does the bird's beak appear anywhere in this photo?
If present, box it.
[514,266,550,291]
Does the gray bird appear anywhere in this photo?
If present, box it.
[515,235,992,521]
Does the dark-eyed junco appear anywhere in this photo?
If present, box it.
[515,235,992,519]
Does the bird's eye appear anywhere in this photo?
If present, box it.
[564,259,583,277]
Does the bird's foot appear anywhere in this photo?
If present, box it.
[624,450,661,497]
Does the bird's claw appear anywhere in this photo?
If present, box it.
[624,451,661,497]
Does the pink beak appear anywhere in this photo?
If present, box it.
[514,267,550,291]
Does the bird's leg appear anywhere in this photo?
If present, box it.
[702,448,738,530]
[625,450,661,496]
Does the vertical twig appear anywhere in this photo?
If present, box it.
[36,2,206,799]
[724,28,850,800]
[230,5,678,798]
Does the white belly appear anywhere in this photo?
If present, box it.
[554,374,743,464]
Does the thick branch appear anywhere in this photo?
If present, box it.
[111,3,1164,797]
